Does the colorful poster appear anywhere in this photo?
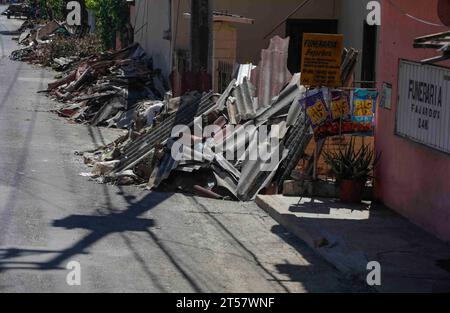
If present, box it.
[301,88,377,140]
[330,90,351,120]
[352,89,378,123]
[302,91,330,129]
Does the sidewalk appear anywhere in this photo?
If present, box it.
[256,195,450,293]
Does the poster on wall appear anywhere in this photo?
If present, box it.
[300,33,344,87]
[302,90,330,129]
[352,89,378,124]
[380,82,392,109]
[302,88,377,140]
[396,60,450,154]
[330,90,351,120]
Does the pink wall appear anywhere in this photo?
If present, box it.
[376,0,450,242]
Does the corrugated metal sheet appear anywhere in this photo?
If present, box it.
[256,82,304,123]
[253,36,292,109]
[286,74,307,126]
[212,120,256,161]
[229,78,259,122]
[275,108,313,189]
[112,91,216,174]
[235,63,256,85]
[208,79,236,113]
[396,60,450,154]
[341,48,359,86]
[237,132,289,201]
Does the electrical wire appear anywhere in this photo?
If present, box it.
[263,0,313,39]
[386,0,445,27]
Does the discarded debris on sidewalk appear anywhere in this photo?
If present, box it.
[9,18,359,202]
[10,20,169,129]
[10,19,98,68]
[79,36,359,202]
[46,43,167,128]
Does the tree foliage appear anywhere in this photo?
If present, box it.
[43,0,65,20]
[35,0,128,49]
[85,0,128,49]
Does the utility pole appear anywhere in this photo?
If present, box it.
[190,0,212,76]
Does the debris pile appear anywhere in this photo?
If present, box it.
[10,20,168,129]
[1,3,31,19]
[45,43,167,128]
[10,20,98,69]
[80,37,359,201]
[9,19,359,202]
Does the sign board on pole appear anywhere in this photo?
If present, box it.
[397,60,450,154]
[300,33,344,87]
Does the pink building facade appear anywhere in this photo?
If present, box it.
[376,0,450,242]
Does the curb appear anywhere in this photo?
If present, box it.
[255,195,372,287]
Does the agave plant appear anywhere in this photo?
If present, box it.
[323,138,381,183]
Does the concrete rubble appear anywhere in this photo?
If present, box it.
[9,20,359,202]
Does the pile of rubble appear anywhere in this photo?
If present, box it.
[9,18,358,201]
[79,37,359,201]
[10,20,98,69]
[10,20,168,129]
[1,2,31,19]
[45,43,167,128]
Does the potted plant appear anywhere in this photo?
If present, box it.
[323,139,380,203]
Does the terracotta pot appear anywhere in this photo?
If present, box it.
[339,179,364,203]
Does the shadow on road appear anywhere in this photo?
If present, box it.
[0,191,206,292]
[0,192,167,271]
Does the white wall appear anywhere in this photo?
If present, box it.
[133,0,172,77]
[338,0,376,81]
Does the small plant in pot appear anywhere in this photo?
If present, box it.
[323,139,380,203]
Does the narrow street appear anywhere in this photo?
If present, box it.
[0,11,358,293]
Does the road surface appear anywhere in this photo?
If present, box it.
[0,10,361,293]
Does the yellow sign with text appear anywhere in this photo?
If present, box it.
[331,98,350,120]
[306,99,329,126]
[300,33,344,87]
[353,99,374,118]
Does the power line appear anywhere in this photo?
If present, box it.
[386,0,445,27]
[263,0,313,39]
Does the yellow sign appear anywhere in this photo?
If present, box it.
[353,99,374,118]
[331,98,350,120]
[306,99,329,126]
[300,33,344,87]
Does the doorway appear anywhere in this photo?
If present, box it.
[286,19,338,74]
[361,22,377,86]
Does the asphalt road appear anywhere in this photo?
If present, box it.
[0,11,360,293]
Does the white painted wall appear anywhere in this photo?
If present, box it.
[338,0,378,81]
[133,0,172,78]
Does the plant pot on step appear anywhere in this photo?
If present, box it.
[339,179,364,203]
